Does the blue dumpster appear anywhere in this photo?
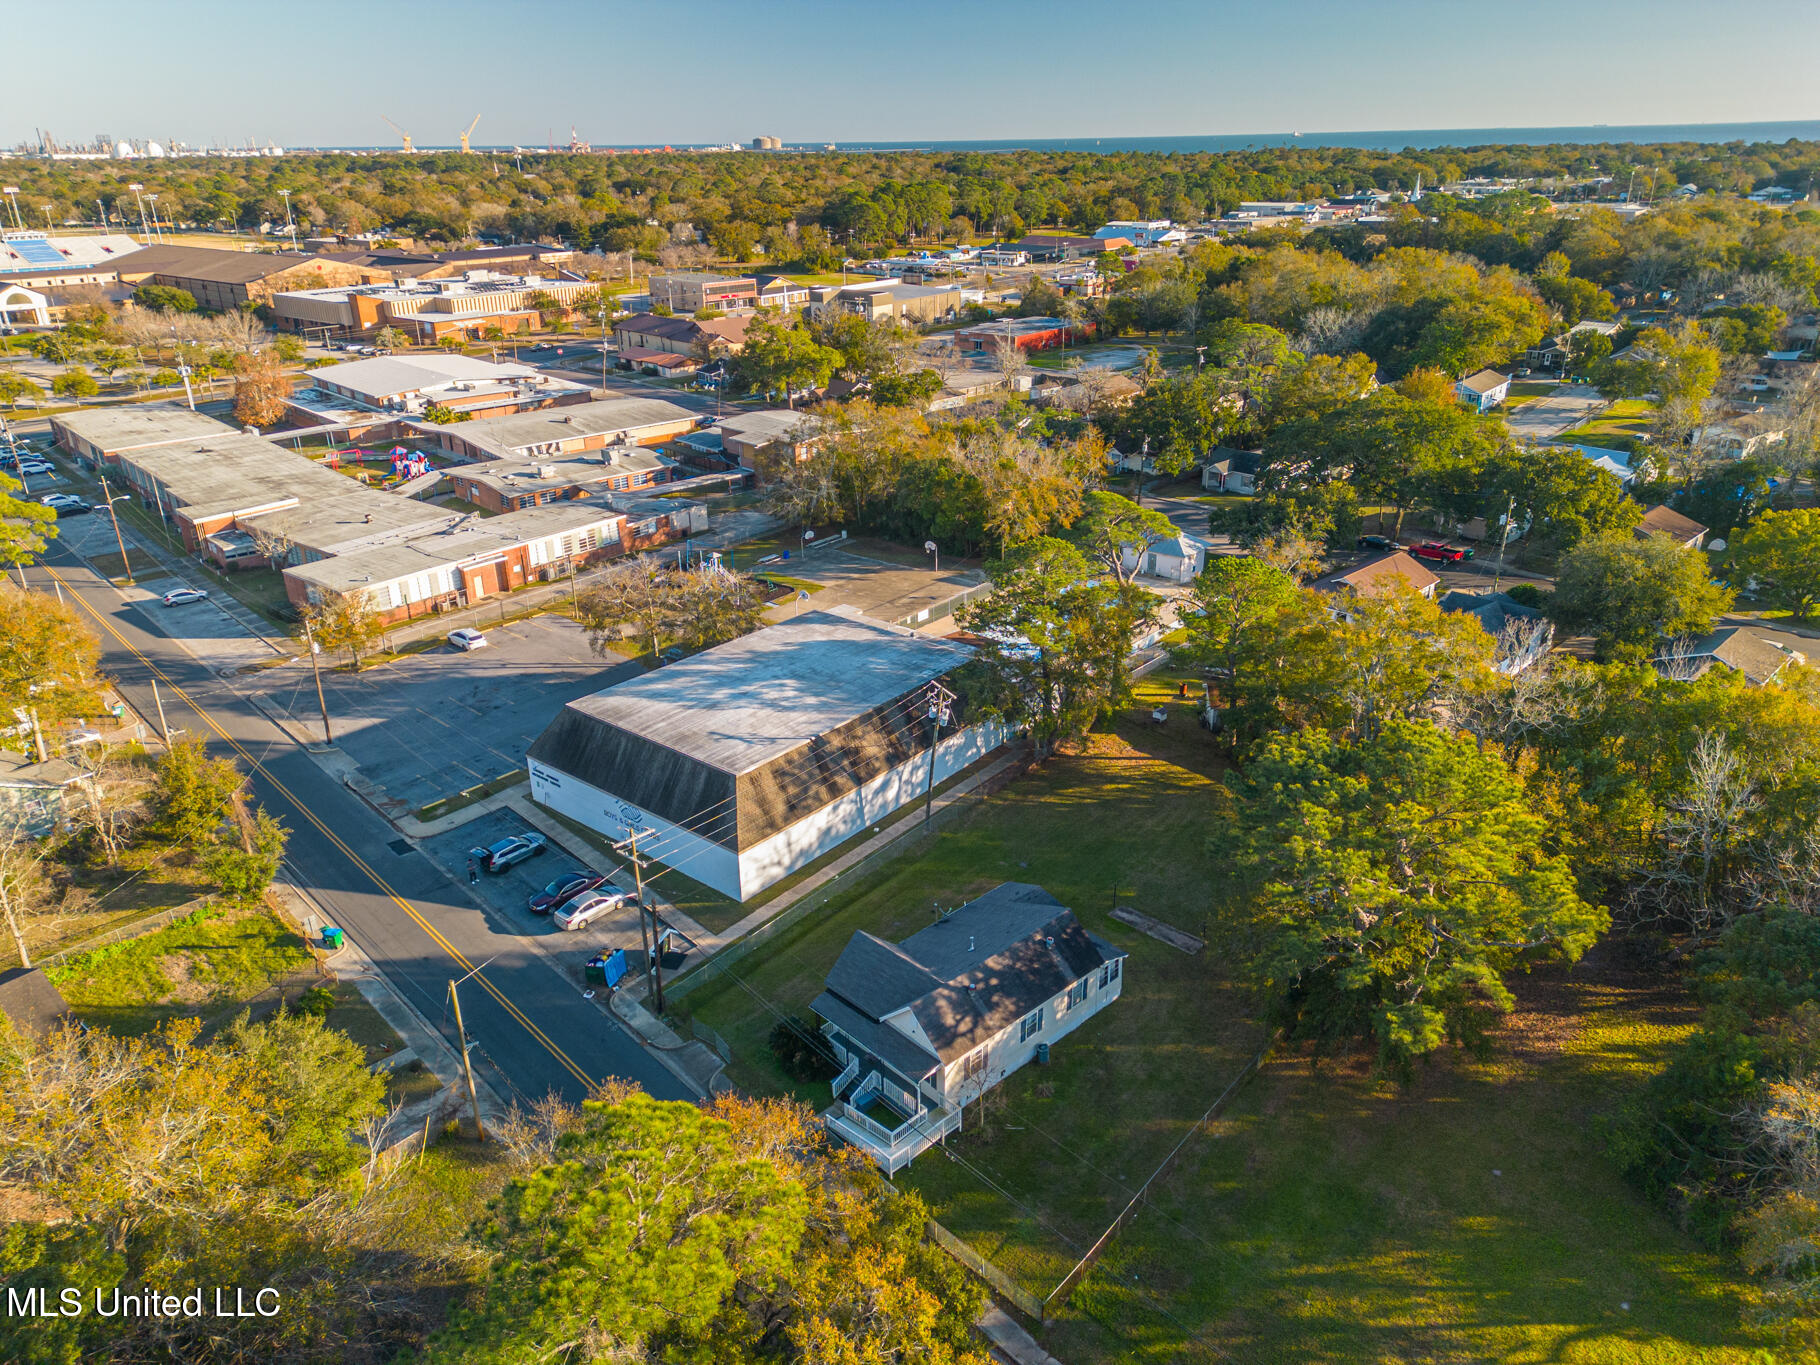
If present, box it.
[321,926,345,951]
[602,947,629,989]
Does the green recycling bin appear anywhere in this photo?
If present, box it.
[321,926,345,951]
[584,959,608,987]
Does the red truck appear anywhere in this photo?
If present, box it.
[1411,541,1474,563]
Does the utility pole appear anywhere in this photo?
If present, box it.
[98,475,133,582]
[301,616,334,744]
[446,976,486,1141]
[150,679,171,746]
[922,679,956,826]
[1492,491,1516,591]
[613,826,661,1012]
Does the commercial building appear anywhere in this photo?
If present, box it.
[0,283,50,327]
[437,448,678,512]
[424,397,699,464]
[286,355,589,427]
[282,499,629,622]
[808,280,966,325]
[613,313,751,358]
[1014,234,1126,261]
[49,407,454,560]
[714,409,824,471]
[527,607,1005,900]
[111,245,381,311]
[271,272,597,343]
[953,316,1075,354]
[647,273,758,314]
[815,882,1126,1173]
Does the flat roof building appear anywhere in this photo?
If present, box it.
[272,271,597,343]
[528,607,1005,900]
[427,397,699,462]
[291,354,588,421]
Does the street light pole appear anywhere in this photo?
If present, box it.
[128,183,148,244]
[278,189,297,250]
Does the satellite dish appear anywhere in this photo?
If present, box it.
[1707,538,1727,553]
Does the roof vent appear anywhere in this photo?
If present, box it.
[968,936,975,952]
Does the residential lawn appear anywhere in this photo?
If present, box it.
[1562,398,1658,445]
[1508,380,1558,398]
[1028,971,1771,1365]
[46,901,318,1036]
[686,675,1770,1365]
[841,535,986,573]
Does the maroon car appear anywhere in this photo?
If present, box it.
[1411,541,1474,563]
[526,870,608,915]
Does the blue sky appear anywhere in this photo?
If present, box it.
[12,0,1820,149]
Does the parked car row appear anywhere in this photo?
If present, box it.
[524,862,640,931]
[1354,534,1476,564]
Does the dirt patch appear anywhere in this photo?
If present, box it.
[158,953,211,1004]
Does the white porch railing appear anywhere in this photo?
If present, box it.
[822,1099,963,1175]
[832,1055,860,1097]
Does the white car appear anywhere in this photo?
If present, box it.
[448,628,488,651]
[161,588,209,606]
[554,888,636,932]
[18,460,53,476]
[40,493,82,508]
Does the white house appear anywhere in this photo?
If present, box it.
[1121,531,1209,584]
[1438,589,1554,674]
[526,607,1006,901]
[1455,368,1511,412]
[1201,447,1260,494]
[814,882,1127,1173]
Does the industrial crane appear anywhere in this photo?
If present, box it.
[459,115,482,154]
[381,116,415,153]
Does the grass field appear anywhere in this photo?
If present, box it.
[685,676,1772,1365]
[47,901,318,1035]
[1562,397,1657,445]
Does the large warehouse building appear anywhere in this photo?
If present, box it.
[526,607,1005,900]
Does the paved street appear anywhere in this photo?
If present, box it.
[25,547,692,1109]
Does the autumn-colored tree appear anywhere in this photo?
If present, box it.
[231,348,289,427]
[0,582,100,741]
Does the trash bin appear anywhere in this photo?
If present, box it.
[584,957,608,987]
[602,948,629,989]
[321,926,345,951]
[1035,1042,1050,1065]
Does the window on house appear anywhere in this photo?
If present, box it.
[1067,979,1088,1010]
[1018,1007,1044,1042]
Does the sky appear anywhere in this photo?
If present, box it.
[11,0,1820,150]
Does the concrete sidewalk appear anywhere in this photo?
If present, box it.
[979,1306,1064,1365]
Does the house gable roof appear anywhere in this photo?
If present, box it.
[1637,504,1708,542]
[1457,368,1510,393]
[1661,627,1804,686]
[1312,550,1440,598]
[819,883,1126,1066]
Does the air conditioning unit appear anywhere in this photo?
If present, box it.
[537,464,558,479]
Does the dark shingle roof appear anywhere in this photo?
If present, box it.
[1439,589,1544,635]
[818,883,1126,1066]
[0,968,71,1040]
[810,990,942,1083]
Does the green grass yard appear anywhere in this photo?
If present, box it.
[47,901,317,1036]
[685,678,1773,1364]
[1562,398,1658,446]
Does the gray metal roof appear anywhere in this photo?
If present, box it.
[451,397,697,454]
[551,607,972,777]
[312,354,542,401]
[51,405,235,454]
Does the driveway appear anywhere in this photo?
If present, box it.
[1505,385,1607,440]
[252,614,637,814]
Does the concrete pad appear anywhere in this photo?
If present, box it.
[761,548,986,629]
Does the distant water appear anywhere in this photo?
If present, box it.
[327,121,1820,156]
[824,121,1820,154]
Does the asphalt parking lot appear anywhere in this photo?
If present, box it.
[421,807,642,964]
[256,613,639,812]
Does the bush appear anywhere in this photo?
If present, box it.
[768,1015,838,1083]
[1503,582,1550,609]
[296,985,336,1018]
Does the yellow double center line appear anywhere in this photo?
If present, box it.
[46,565,598,1092]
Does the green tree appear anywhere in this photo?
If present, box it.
[1602,320,1721,406]
[1727,508,1820,619]
[1226,718,1606,1073]
[957,537,1157,760]
[0,373,44,409]
[271,332,307,363]
[1566,328,1614,375]
[1066,489,1176,586]
[871,368,943,407]
[1550,531,1735,660]
[424,1092,809,1364]
[0,476,57,581]
[132,283,197,313]
[1179,556,1300,707]
[735,314,843,408]
[1479,442,1641,553]
[51,368,99,400]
